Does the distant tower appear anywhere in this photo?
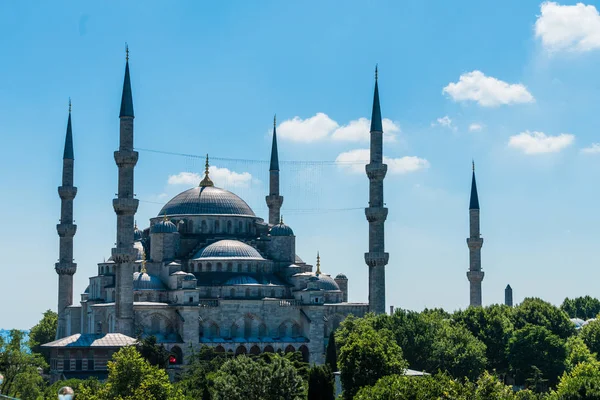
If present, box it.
[365,67,389,314]
[466,162,484,307]
[266,115,283,225]
[505,285,513,307]
[111,47,139,336]
[55,100,77,339]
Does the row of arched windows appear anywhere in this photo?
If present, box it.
[200,321,302,339]
[99,265,114,275]
[212,344,309,362]
[175,218,255,235]
[199,286,284,299]
[189,262,269,273]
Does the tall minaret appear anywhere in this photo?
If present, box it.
[365,67,389,314]
[266,115,283,225]
[466,162,484,307]
[55,100,77,339]
[111,47,138,336]
[505,285,513,307]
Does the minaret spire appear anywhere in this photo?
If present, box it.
[112,50,139,336]
[365,66,389,314]
[56,100,78,339]
[266,114,283,225]
[467,162,484,307]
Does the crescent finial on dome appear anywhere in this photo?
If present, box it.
[200,154,214,187]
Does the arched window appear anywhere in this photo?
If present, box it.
[231,324,240,338]
[238,221,243,233]
[264,345,274,353]
[207,263,212,272]
[285,345,295,354]
[215,345,225,353]
[227,220,232,234]
[201,220,207,233]
[237,263,242,272]
[236,346,247,355]
[279,323,287,338]
[259,323,267,337]
[214,220,220,233]
[100,266,104,274]
[250,345,260,355]
[198,263,203,272]
[299,345,309,363]
[170,346,183,365]
[217,263,222,272]
[209,323,220,338]
[244,317,252,338]
[227,263,233,272]
[292,323,301,337]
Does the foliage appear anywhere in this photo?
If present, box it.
[175,346,231,399]
[553,360,600,399]
[508,324,567,388]
[472,371,517,399]
[453,304,514,373]
[354,373,470,399]
[308,364,335,400]
[325,331,338,372]
[512,298,575,339]
[0,329,47,399]
[561,296,600,320]
[136,335,170,368]
[28,309,57,365]
[338,321,407,399]
[580,318,600,356]
[44,378,102,400]
[565,335,596,373]
[212,354,305,400]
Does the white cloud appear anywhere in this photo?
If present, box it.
[331,117,399,142]
[335,149,430,174]
[168,167,253,188]
[535,2,600,52]
[469,123,483,132]
[508,131,574,154]
[581,143,600,153]
[277,113,338,142]
[443,70,534,107]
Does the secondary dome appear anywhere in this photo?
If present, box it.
[270,222,294,236]
[152,219,177,233]
[133,272,166,290]
[194,240,264,260]
[159,186,255,217]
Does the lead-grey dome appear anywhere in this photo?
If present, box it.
[270,222,294,236]
[194,240,264,260]
[133,272,166,290]
[307,274,340,291]
[159,186,255,217]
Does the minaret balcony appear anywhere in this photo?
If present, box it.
[466,237,484,249]
[364,252,389,267]
[366,163,388,180]
[111,247,138,263]
[467,270,484,283]
[114,150,139,167]
[55,261,77,275]
[56,223,77,237]
[113,198,139,215]
[265,194,283,207]
[58,186,77,200]
[365,207,388,223]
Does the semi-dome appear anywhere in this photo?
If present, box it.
[193,240,264,260]
[159,186,255,217]
[335,273,348,280]
[307,274,340,291]
[270,221,294,236]
[152,218,177,233]
[133,272,166,290]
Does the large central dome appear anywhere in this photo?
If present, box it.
[159,186,255,217]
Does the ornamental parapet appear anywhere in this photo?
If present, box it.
[58,186,77,200]
[265,194,283,208]
[114,150,139,167]
[365,207,388,223]
[111,247,137,263]
[55,261,77,275]
[366,163,388,180]
[56,223,77,237]
[113,198,139,215]
[466,270,485,283]
[364,252,389,267]
[466,237,484,249]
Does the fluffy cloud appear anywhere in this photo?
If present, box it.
[277,113,339,142]
[443,70,534,107]
[335,149,430,174]
[535,2,600,52]
[278,113,400,142]
[431,115,456,131]
[581,143,600,154]
[508,131,575,154]
[469,123,483,132]
[168,167,253,188]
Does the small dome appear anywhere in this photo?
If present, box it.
[159,186,255,217]
[270,220,294,236]
[152,219,177,233]
[183,273,196,281]
[308,274,340,291]
[225,275,259,285]
[134,224,143,241]
[194,240,264,260]
[133,272,166,290]
[335,273,348,280]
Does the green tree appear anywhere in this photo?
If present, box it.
[354,373,471,400]
[325,331,338,372]
[28,309,57,365]
[508,324,567,388]
[512,298,575,339]
[426,320,488,381]
[212,355,305,400]
[308,364,334,400]
[565,335,596,372]
[136,335,170,368]
[176,346,230,399]
[472,371,517,400]
[554,360,600,399]
[0,329,47,399]
[580,319,600,355]
[338,324,407,399]
[44,378,102,400]
[561,296,600,320]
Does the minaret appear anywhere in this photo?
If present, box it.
[55,100,77,339]
[466,161,484,307]
[365,67,389,314]
[111,46,139,336]
[266,115,283,225]
[505,285,513,307]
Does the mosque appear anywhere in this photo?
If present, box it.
[42,54,393,380]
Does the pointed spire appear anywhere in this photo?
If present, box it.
[316,252,321,275]
[270,114,279,171]
[119,44,135,118]
[200,154,214,187]
[63,99,74,160]
[280,215,284,225]
[370,65,383,133]
[469,161,480,210]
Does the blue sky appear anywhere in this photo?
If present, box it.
[3,1,600,328]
